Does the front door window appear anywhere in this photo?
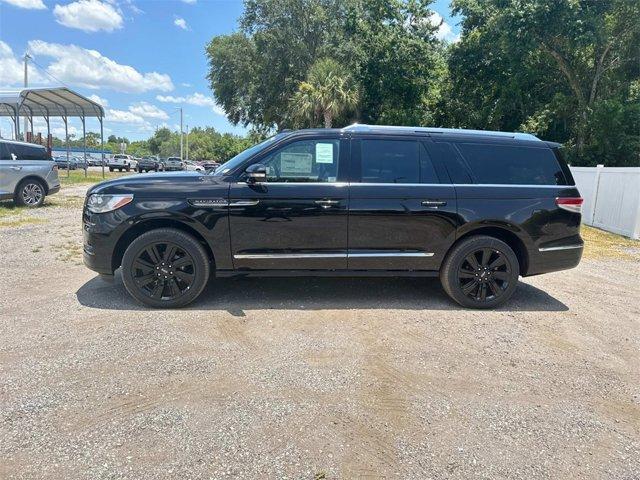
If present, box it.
[260,139,340,183]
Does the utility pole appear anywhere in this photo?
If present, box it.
[185,124,189,161]
[179,107,184,161]
[23,53,31,140]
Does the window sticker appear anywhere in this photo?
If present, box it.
[315,143,334,164]
[280,152,313,175]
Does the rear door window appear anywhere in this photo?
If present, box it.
[12,144,49,160]
[455,143,567,185]
[360,139,420,184]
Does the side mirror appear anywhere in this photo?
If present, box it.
[245,163,267,183]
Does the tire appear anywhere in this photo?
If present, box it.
[109,167,114,172]
[440,235,520,309]
[15,179,46,208]
[126,166,131,172]
[121,228,210,308]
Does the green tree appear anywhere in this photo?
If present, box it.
[206,0,442,130]
[289,58,359,128]
[442,0,640,166]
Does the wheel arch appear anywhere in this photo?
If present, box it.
[15,175,49,195]
[451,225,530,275]
[111,218,215,273]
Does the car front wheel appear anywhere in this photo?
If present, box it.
[15,179,46,208]
[440,235,519,309]
[121,228,210,308]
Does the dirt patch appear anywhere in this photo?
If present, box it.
[0,188,639,479]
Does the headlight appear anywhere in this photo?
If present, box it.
[86,194,133,213]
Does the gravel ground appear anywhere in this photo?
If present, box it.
[1,186,639,480]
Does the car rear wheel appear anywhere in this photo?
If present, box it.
[15,179,46,208]
[121,228,210,308]
[440,235,519,309]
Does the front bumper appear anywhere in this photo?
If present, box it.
[82,209,130,275]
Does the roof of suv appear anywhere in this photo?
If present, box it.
[281,124,542,142]
[0,139,47,147]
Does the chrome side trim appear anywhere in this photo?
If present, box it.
[228,200,259,206]
[234,253,347,259]
[538,244,584,252]
[234,252,434,259]
[348,252,434,257]
[454,184,572,189]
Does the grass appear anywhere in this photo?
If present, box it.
[58,169,131,185]
[582,225,640,260]
[0,217,46,228]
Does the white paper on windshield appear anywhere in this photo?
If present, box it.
[280,152,313,175]
[315,143,334,163]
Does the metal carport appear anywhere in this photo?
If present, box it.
[0,87,106,178]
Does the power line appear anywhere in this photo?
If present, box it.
[28,57,71,88]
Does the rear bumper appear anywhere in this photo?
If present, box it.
[525,242,583,276]
[48,185,60,195]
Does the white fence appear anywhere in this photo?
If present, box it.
[570,166,640,239]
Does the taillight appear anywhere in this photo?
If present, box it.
[556,197,583,214]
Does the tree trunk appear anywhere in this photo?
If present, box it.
[323,110,332,129]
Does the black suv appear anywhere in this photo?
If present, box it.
[83,125,583,309]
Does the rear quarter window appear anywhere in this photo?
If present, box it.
[455,143,567,185]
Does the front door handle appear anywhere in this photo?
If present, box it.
[315,199,340,209]
[10,166,22,171]
[421,200,447,207]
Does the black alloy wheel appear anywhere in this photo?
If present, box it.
[440,235,519,309]
[132,241,195,300]
[121,228,210,308]
[457,247,511,302]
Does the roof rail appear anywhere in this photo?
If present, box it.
[342,123,540,141]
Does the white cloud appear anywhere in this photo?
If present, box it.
[106,108,146,124]
[54,0,123,33]
[0,0,47,9]
[87,94,108,106]
[156,92,224,115]
[174,17,188,30]
[181,0,196,4]
[429,12,459,43]
[128,101,168,120]
[180,82,192,87]
[0,41,47,87]
[28,40,174,93]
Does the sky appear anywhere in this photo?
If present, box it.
[0,0,461,141]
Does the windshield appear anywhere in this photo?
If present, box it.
[211,133,287,176]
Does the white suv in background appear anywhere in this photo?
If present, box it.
[108,154,137,172]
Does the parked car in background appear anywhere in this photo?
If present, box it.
[74,156,88,170]
[182,160,204,172]
[201,160,220,172]
[0,139,60,207]
[108,154,136,172]
[83,125,584,309]
[87,156,104,167]
[137,156,160,173]
[159,157,183,171]
[53,155,78,170]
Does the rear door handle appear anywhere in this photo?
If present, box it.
[315,199,340,209]
[10,166,22,171]
[421,200,447,207]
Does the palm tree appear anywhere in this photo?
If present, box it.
[290,58,359,128]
